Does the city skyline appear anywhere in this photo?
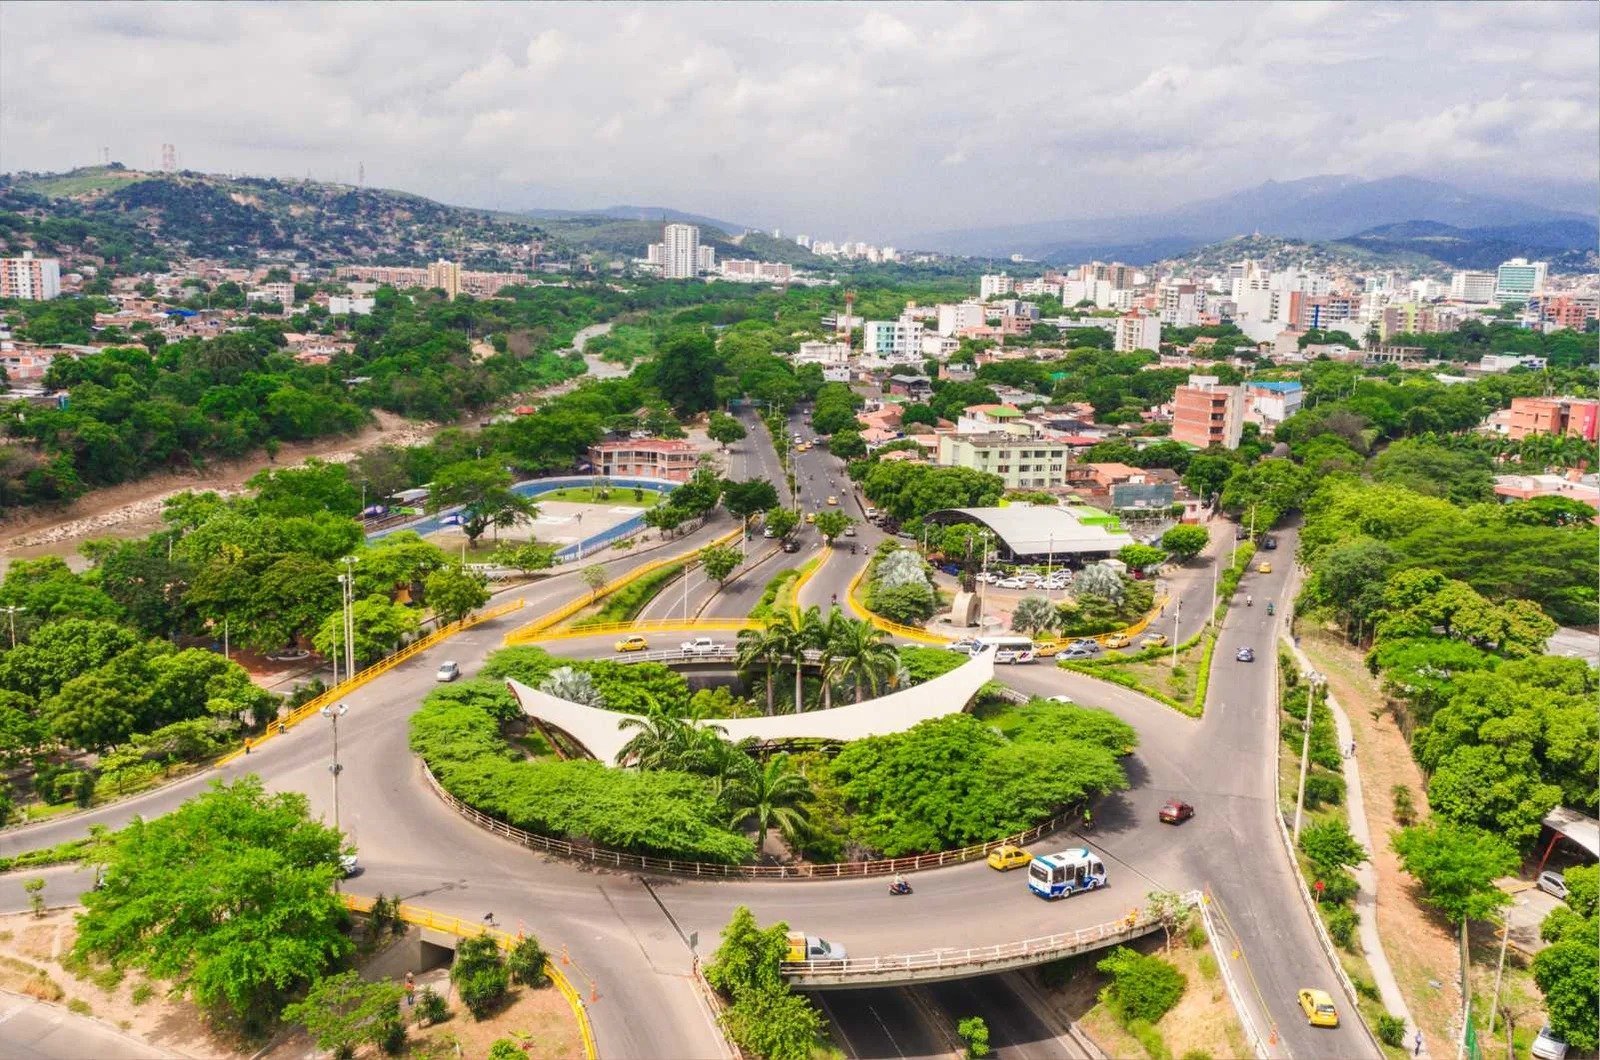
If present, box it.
[2,2,1596,237]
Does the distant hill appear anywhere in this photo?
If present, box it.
[531,212,821,267]
[522,204,752,233]
[1341,219,1598,272]
[0,165,553,269]
[906,174,1596,262]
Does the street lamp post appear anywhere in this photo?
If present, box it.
[1486,899,1525,1038]
[339,556,358,680]
[2,605,25,649]
[1170,593,1181,669]
[321,702,349,836]
[1292,671,1322,842]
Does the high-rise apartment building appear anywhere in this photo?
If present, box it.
[862,319,924,359]
[1508,397,1600,442]
[1171,374,1243,450]
[979,273,1014,299]
[1494,258,1547,302]
[1113,312,1161,353]
[660,223,702,279]
[426,259,462,300]
[0,252,61,301]
[937,433,1072,489]
[1158,283,1201,326]
[1449,271,1495,303]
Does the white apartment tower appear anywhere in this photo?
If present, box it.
[1450,271,1495,303]
[661,223,702,280]
[0,252,61,301]
[1494,258,1547,302]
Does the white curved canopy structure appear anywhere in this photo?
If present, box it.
[507,648,997,766]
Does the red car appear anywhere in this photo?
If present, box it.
[1159,799,1195,824]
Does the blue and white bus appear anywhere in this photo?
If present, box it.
[1027,847,1108,899]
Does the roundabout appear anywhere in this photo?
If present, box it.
[0,507,1379,1059]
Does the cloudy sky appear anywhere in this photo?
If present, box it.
[2,2,1595,239]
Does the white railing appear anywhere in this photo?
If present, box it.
[782,890,1202,979]
[1199,894,1274,1059]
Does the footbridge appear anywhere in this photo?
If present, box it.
[783,890,1202,988]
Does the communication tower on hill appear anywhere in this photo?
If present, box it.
[841,289,856,349]
[161,143,176,173]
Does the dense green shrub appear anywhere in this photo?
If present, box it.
[450,934,509,1019]
[1096,946,1187,1024]
[1376,1013,1407,1047]
[1324,905,1359,950]
[1302,771,1345,808]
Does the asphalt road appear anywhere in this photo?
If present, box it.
[0,507,1373,1058]
[0,991,168,1060]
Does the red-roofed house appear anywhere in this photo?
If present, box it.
[588,438,700,482]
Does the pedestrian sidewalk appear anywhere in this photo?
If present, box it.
[1286,637,1429,1058]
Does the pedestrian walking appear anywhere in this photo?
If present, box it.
[1413,1030,1423,1056]
[1348,739,1357,758]
[404,971,415,1005]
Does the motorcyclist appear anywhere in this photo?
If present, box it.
[891,872,909,894]
[1246,594,1253,607]
[1266,601,1275,615]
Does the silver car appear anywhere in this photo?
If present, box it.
[1537,870,1568,901]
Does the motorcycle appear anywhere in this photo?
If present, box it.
[889,880,913,896]
[1246,596,1253,607]
[1266,602,1275,615]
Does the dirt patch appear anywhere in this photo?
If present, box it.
[1298,629,1480,1048]
[402,983,582,1060]
[0,908,234,1058]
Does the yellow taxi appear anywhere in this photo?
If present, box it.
[826,495,839,506]
[1142,632,1168,648]
[1297,988,1339,1028]
[805,511,817,524]
[1103,633,1132,648]
[986,844,1032,871]
[614,635,649,653]
[1032,640,1064,658]
[1258,561,1273,574]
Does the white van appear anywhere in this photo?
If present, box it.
[979,635,1036,664]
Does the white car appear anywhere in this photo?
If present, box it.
[762,526,776,538]
[1046,694,1074,704]
[997,577,1029,589]
[680,637,722,655]
[975,571,999,584]
[1537,871,1568,901]
[1532,1027,1568,1060]
[435,661,461,682]
[946,639,981,655]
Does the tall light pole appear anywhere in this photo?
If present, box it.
[1292,671,1322,842]
[321,703,349,836]
[1170,592,1181,669]
[2,605,25,649]
[338,556,358,680]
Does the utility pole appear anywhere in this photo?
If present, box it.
[1486,900,1523,1038]
[339,556,358,679]
[1170,593,1181,669]
[321,703,349,888]
[1292,671,1322,842]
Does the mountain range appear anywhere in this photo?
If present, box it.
[904,175,1598,264]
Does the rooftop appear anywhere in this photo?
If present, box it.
[926,504,1134,555]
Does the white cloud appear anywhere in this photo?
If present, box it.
[0,0,1593,236]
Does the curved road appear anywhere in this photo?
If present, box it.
[0,427,1371,1058]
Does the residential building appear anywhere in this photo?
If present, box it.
[1242,380,1304,427]
[328,295,375,315]
[426,259,462,299]
[0,252,61,301]
[1158,283,1201,327]
[1171,374,1243,450]
[862,319,923,359]
[656,224,702,280]
[696,245,716,274]
[936,432,1072,489]
[1494,258,1547,302]
[936,301,988,336]
[1507,396,1600,442]
[248,281,296,307]
[1537,294,1598,331]
[887,374,932,399]
[588,438,700,482]
[1113,312,1161,353]
[920,333,959,358]
[793,341,851,365]
[1450,270,1496,303]
[720,259,793,283]
[980,273,1014,299]
[956,404,1028,435]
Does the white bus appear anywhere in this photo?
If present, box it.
[1027,847,1108,899]
[978,635,1036,664]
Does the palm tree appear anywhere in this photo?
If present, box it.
[823,616,899,703]
[765,608,825,714]
[726,755,812,853]
[618,711,693,769]
[736,625,785,716]
[1011,596,1055,638]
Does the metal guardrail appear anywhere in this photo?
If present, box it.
[422,759,1082,879]
[1199,893,1274,1059]
[781,890,1203,982]
[844,563,953,645]
[217,597,526,764]
[342,893,597,1060]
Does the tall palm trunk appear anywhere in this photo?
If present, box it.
[794,661,804,714]
[856,675,865,703]
[765,661,775,716]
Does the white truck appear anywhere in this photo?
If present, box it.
[680,637,722,655]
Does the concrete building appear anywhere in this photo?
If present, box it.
[720,260,793,283]
[248,281,296,307]
[1171,374,1243,450]
[980,273,1014,299]
[1492,470,1600,513]
[1242,380,1304,427]
[863,319,924,359]
[659,224,702,280]
[936,432,1072,489]
[794,341,851,365]
[956,404,1028,435]
[1507,396,1600,442]
[936,301,989,337]
[0,252,61,301]
[1537,294,1598,331]
[1114,312,1161,353]
[1494,258,1547,302]
[1158,283,1201,327]
[696,245,716,274]
[427,259,462,299]
[328,295,375,315]
[1450,270,1496,303]
[924,504,1134,563]
[1477,353,1548,373]
[588,438,700,482]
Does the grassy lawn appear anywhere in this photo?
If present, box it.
[1058,631,1213,717]
[535,486,663,506]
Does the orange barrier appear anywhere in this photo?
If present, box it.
[217,597,525,764]
[343,893,597,1060]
